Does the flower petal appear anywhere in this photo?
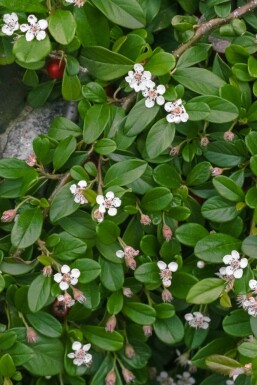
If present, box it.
[223,254,232,264]
[53,273,62,283]
[231,250,240,260]
[61,265,70,274]
[72,341,82,350]
[157,260,167,270]
[71,268,80,278]
[168,261,178,272]
[145,98,155,108]
[59,281,69,290]
[78,180,87,188]
[83,343,91,351]
[233,268,243,279]
[106,191,114,199]
[108,207,117,216]
[240,258,248,268]
[96,195,104,204]
[116,250,125,258]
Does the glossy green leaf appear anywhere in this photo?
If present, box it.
[48,117,82,140]
[153,316,184,344]
[242,235,257,259]
[49,182,80,223]
[144,52,175,75]
[13,36,51,63]
[83,325,124,351]
[96,220,120,244]
[82,82,107,103]
[100,257,124,291]
[186,278,225,304]
[11,207,43,249]
[141,187,173,211]
[186,162,211,186]
[213,175,244,202]
[53,136,77,171]
[145,118,175,158]
[62,70,82,101]
[83,104,111,144]
[201,196,238,222]
[175,223,209,246]
[27,275,51,312]
[48,10,76,45]
[72,258,101,283]
[223,309,252,337]
[107,291,124,315]
[122,302,156,325]
[0,354,16,377]
[134,262,160,284]
[153,164,181,189]
[104,159,147,187]
[26,312,62,338]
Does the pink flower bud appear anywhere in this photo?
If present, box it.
[1,209,17,222]
[200,136,209,147]
[210,167,223,176]
[122,368,135,384]
[170,146,180,156]
[93,208,104,222]
[162,288,173,303]
[42,265,52,277]
[125,256,136,270]
[26,327,38,343]
[123,287,133,298]
[140,214,151,225]
[224,131,235,141]
[73,288,86,304]
[125,343,135,359]
[26,153,37,167]
[162,224,173,241]
[105,315,117,332]
[143,325,153,337]
[105,369,116,385]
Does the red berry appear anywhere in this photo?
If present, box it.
[47,59,65,79]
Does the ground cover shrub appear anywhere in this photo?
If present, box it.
[1,1,257,384]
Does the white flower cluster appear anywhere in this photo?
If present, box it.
[2,13,48,41]
[67,341,92,366]
[219,250,248,280]
[157,260,178,288]
[184,312,211,329]
[125,63,189,123]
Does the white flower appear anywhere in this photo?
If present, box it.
[96,191,121,218]
[184,312,211,329]
[249,279,257,292]
[157,260,178,288]
[157,371,176,385]
[164,99,189,124]
[67,341,92,366]
[54,265,80,291]
[176,371,195,385]
[70,180,88,204]
[222,250,248,279]
[142,83,166,108]
[2,13,19,36]
[125,63,152,92]
[20,14,48,41]
[244,297,257,317]
[65,0,85,6]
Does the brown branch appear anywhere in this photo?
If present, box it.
[173,0,257,58]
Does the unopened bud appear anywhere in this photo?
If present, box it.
[26,327,38,343]
[122,368,135,384]
[57,293,75,308]
[42,265,52,277]
[200,136,209,147]
[162,288,173,303]
[143,325,153,337]
[140,214,151,225]
[26,153,37,167]
[170,146,180,156]
[105,369,116,385]
[210,167,223,176]
[162,224,173,241]
[123,287,133,298]
[105,315,117,332]
[1,209,17,222]
[125,256,136,270]
[224,131,235,141]
[93,208,104,223]
[73,288,86,304]
[197,260,205,269]
[125,343,135,359]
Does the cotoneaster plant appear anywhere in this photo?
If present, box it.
[2,1,257,385]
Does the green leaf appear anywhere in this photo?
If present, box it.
[0,0,46,12]
[26,312,62,338]
[242,236,257,259]
[48,117,82,140]
[175,223,209,246]
[124,99,160,137]
[11,207,43,249]
[0,259,38,276]
[186,162,211,186]
[53,136,77,171]
[73,4,110,48]
[223,309,252,337]
[72,258,101,283]
[185,324,209,350]
[206,355,241,376]
[141,187,173,211]
[96,220,120,244]
[134,262,160,285]
[172,67,225,95]
[27,275,51,312]
[247,101,257,122]
[154,303,175,319]
[186,278,225,304]
[245,131,257,155]
[80,46,134,81]
[91,0,146,29]
[27,80,55,108]
[201,196,238,223]
[49,182,80,223]
[0,331,17,350]
[0,159,33,179]
[172,272,199,299]
[8,341,34,366]
[144,52,175,75]
[153,164,181,189]
[22,70,39,86]
[107,291,124,315]
[122,302,156,325]
[82,82,107,103]
[62,70,81,101]
[100,257,124,291]
[212,175,245,202]
[48,10,76,45]
[95,138,117,155]
[238,342,257,358]
[189,96,239,123]
[13,36,51,63]
[104,159,147,187]
[177,44,211,68]
[0,354,16,378]
[52,232,87,261]
[145,118,175,158]
[186,102,211,121]
[90,355,113,385]
[204,141,247,167]
[83,105,111,144]
[0,274,5,294]
[153,316,184,344]
[195,233,241,263]
[140,235,159,257]
[83,325,124,351]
